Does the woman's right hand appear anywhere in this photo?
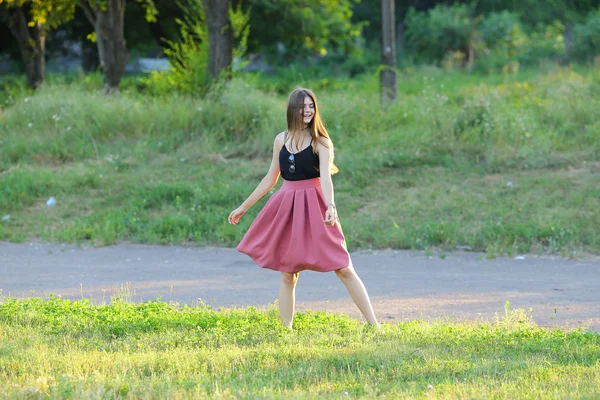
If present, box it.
[228,207,246,225]
[324,204,338,226]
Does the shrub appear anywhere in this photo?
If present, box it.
[572,8,600,62]
[405,4,477,65]
[140,1,250,96]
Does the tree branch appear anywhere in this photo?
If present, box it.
[11,7,33,47]
[81,2,97,26]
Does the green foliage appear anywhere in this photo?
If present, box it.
[246,0,363,62]
[479,11,523,51]
[519,21,566,64]
[140,0,250,96]
[572,8,600,62]
[405,4,477,64]
[245,44,380,95]
[476,0,598,26]
[231,2,250,69]
[311,38,379,78]
[0,0,76,29]
[475,21,565,73]
[82,0,158,23]
[405,4,479,70]
[139,0,209,95]
[0,75,29,108]
[404,5,571,72]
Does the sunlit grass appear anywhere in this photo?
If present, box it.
[0,297,599,399]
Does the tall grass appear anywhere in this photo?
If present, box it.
[0,79,282,168]
[0,67,598,254]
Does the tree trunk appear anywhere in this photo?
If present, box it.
[380,0,397,105]
[464,22,476,71]
[83,0,129,92]
[202,0,233,81]
[564,22,573,63]
[465,42,475,71]
[2,6,45,89]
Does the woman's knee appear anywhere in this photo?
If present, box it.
[335,267,356,281]
[281,272,299,285]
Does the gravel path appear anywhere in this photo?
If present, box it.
[2,241,598,331]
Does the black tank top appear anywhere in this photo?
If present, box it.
[279,134,320,181]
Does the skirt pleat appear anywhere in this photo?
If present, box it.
[236,178,350,273]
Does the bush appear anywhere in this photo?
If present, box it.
[404,6,570,71]
[405,4,477,65]
[479,11,523,50]
[0,75,29,109]
[245,0,363,63]
[475,21,565,73]
[572,8,600,62]
[140,0,250,96]
[517,22,566,65]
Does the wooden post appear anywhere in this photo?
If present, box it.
[381,0,397,105]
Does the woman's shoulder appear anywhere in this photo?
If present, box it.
[274,131,286,142]
[315,135,333,150]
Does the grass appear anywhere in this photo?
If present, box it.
[2,66,598,399]
[0,296,599,399]
[0,66,599,255]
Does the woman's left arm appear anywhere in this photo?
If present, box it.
[317,138,337,226]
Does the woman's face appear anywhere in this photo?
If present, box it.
[300,96,315,126]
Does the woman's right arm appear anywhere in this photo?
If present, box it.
[228,133,284,225]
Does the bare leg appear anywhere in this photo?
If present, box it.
[335,265,380,327]
[279,272,299,328]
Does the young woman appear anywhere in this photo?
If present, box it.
[228,88,380,329]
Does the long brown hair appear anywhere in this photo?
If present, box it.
[285,88,339,174]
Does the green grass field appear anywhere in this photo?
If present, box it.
[1,67,600,398]
[1,297,599,399]
[0,66,599,256]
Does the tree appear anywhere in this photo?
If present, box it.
[380,0,396,105]
[139,0,250,95]
[475,0,599,26]
[201,0,232,81]
[354,0,454,43]
[405,4,479,68]
[130,0,183,56]
[0,0,76,88]
[242,0,362,63]
[80,0,158,92]
[42,1,181,74]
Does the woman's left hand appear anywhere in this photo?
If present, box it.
[324,205,337,226]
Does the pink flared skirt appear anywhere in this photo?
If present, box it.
[236,178,351,273]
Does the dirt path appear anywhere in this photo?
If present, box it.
[2,241,599,331]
